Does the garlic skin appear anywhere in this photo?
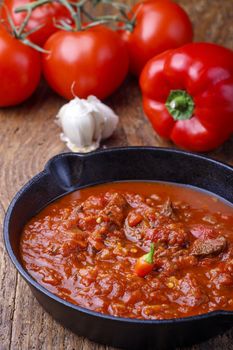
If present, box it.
[56,96,119,153]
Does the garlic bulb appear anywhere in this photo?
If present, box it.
[56,95,119,153]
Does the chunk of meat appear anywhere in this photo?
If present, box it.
[85,193,128,251]
[160,198,175,218]
[124,197,185,251]
[88,230,105,251]
[209,262,233,288]
[124,208,155,246]
[82,195,106,213]
[124,194,162,246]
[125,193,149,209]
[191,236,227,257]
[101,193,128,227]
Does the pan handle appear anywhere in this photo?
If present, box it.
[45,152,85,191]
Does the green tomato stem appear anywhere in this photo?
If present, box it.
[13,0,52,46]
[80,8,95,21]
[92,0,136,32]
[3,5,47,52]
[58,0,82,31]
[22,38,50,53]
[11,0,137,47]
[17,9,32,36]
[15,0,51,13]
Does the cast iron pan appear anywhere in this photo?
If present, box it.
[3,147,233,349]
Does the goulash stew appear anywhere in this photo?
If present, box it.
[20,182,233,319]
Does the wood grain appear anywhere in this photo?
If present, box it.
[0,0,233,349]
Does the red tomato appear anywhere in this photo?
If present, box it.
[1,0,72,46]
[42,26,129,100]
[120,0,193,76]
[0,27,41,107]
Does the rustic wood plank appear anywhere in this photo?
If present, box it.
[179,0,233,50]
[0,0,233,349]
[0,200,18,350]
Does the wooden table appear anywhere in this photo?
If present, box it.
[1,0,233,349]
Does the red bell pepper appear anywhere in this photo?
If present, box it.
[140,43,233,152]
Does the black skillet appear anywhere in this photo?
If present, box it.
[3,147,233,349]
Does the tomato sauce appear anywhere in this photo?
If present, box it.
[20,182,233,319]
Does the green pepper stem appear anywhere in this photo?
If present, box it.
[165,90,195,121]
[144,243,155,264]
